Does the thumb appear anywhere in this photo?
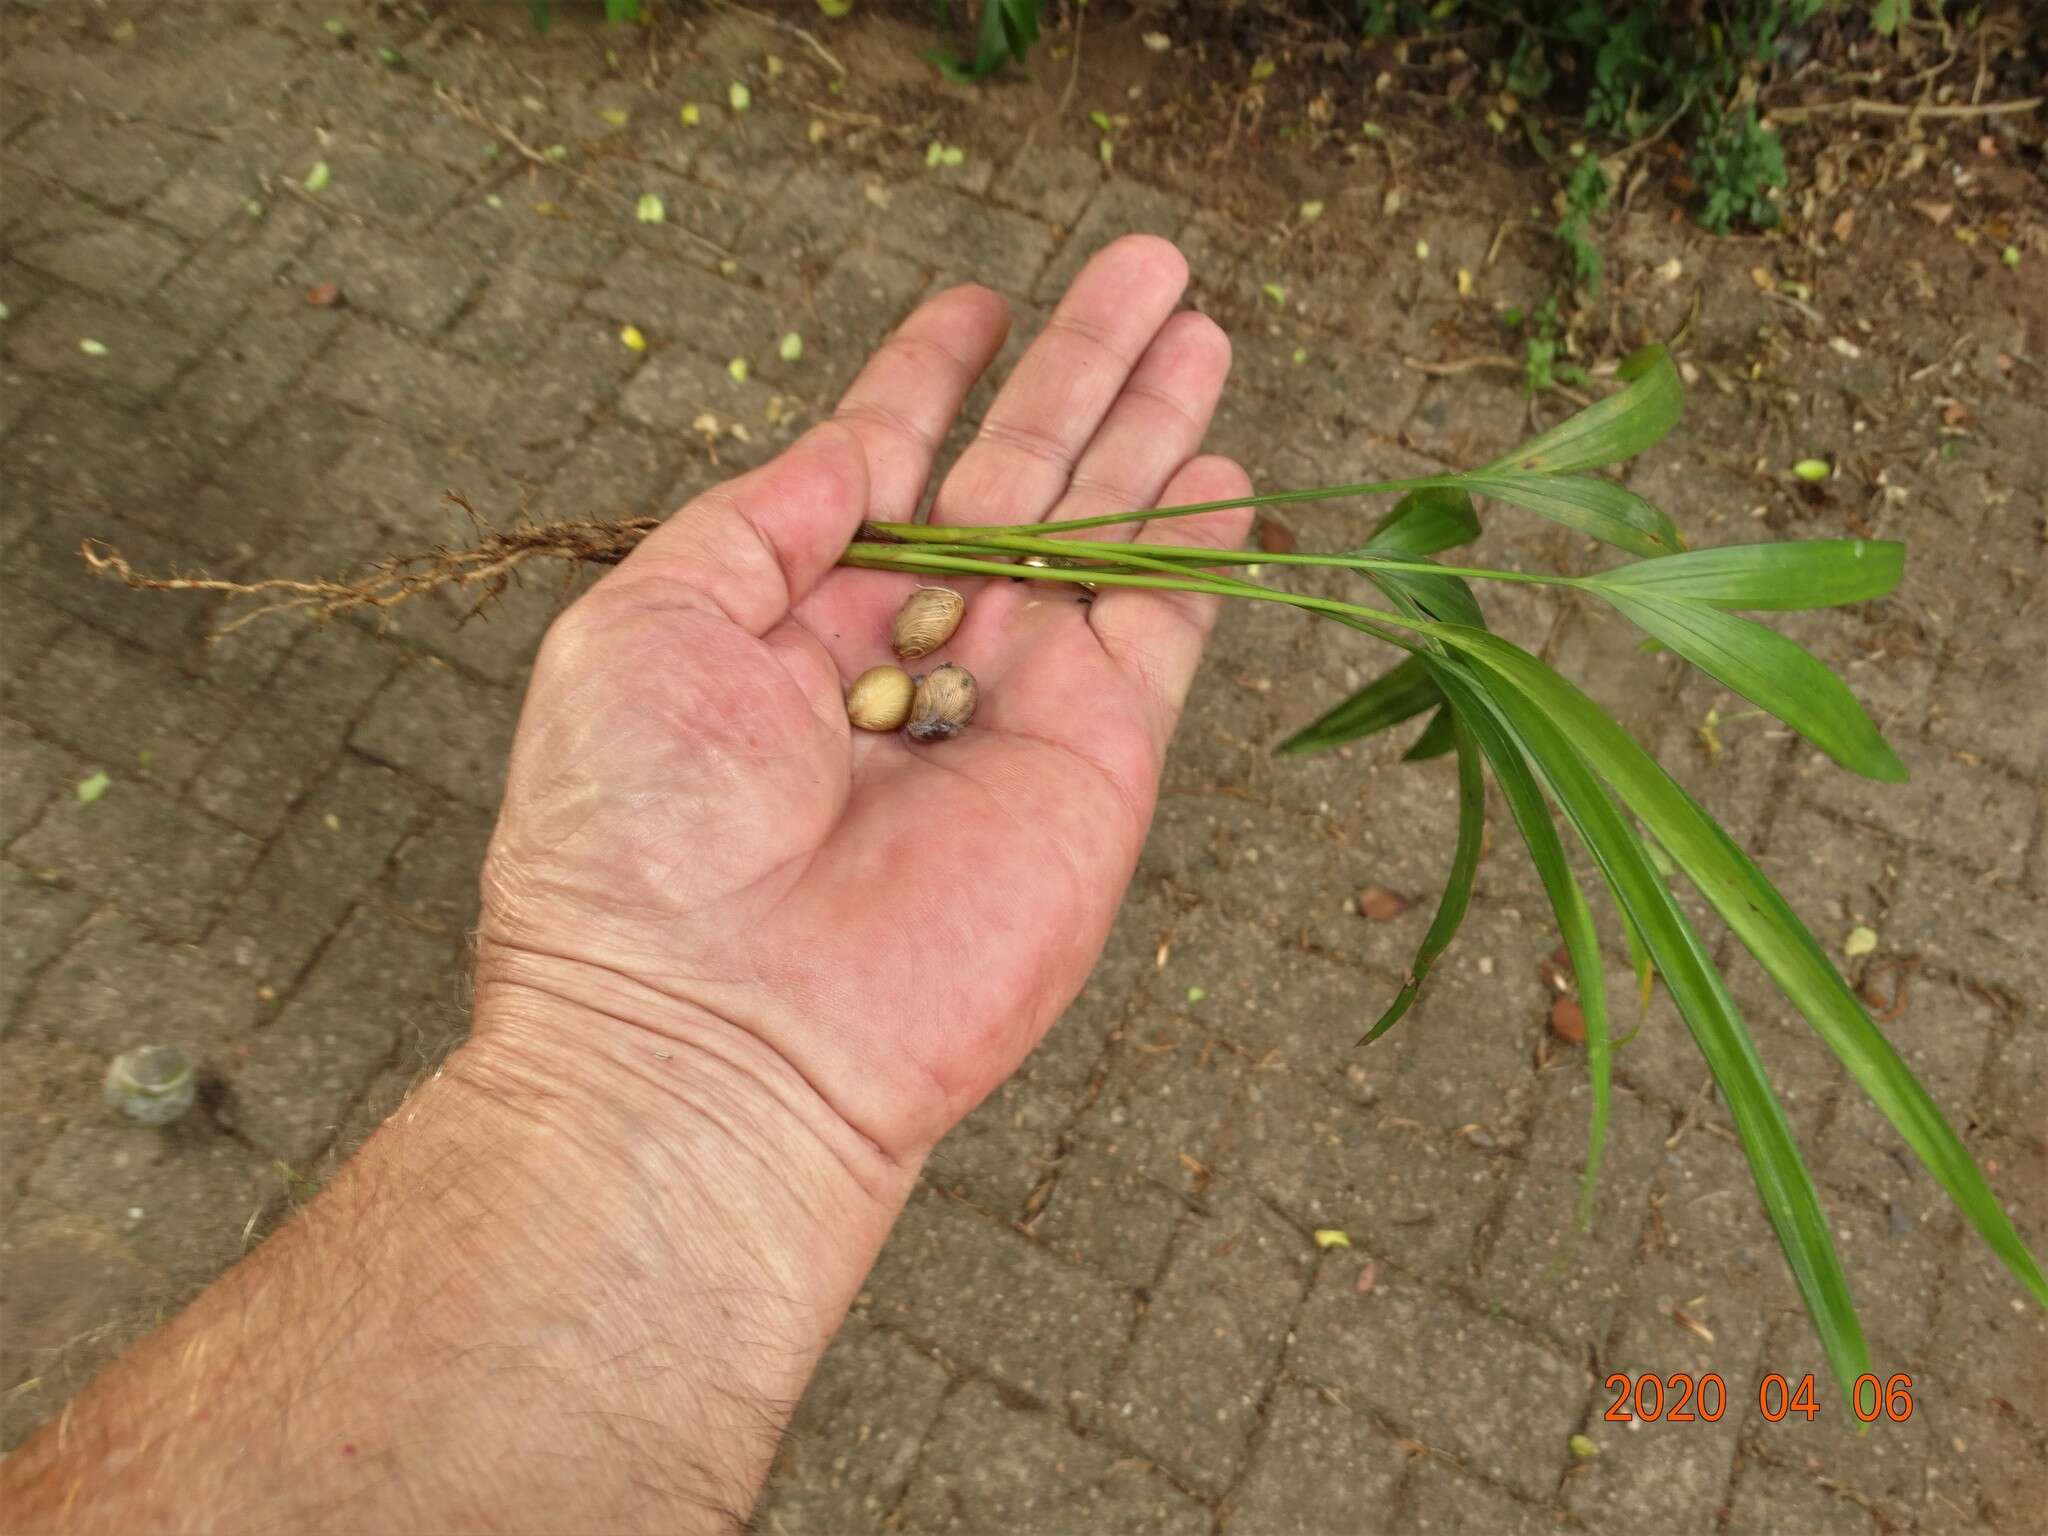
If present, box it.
[624,422,870,635]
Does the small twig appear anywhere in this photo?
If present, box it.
[1055,0,1085,120]
[1403,353,1525,377]
[434,83,601,191]
[1758,287,1825,327]
[434,83,734,260]
[799,99,885,129]
[1766,94,2041,125]
[776,17,847,78]
[1401,355,1593,408]
[1610,99,1691,164]
[721,0,848,77]
[1484,218,1514,268]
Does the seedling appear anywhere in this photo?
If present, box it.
[839,343,2043,1407]
[82,343,2042,1408]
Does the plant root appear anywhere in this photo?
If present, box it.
[79,493,658,637]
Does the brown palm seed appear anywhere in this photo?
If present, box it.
[906,664,977,743]
[846,665,915,732]
[891,586,965,659]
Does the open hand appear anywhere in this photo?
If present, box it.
[475,236,1250,1169]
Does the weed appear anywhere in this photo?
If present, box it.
[1557,153,1611,292]
[927,0,1043,83]
[1356,0,1837,231]
[1695,107,1789,233]
[528,0,641,31]
[1512,297,1589,395]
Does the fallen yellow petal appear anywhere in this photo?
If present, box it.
[620,325,647,352]
[1313,1229,1351,1250]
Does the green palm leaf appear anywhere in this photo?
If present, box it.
[1432,662,1613,1223]
[1484,342,1684,474]
[1586,538,1904,610]
[1597,591,1906,781]
[1441,628,2048,1323]
[1278,655,1441,756]
[1440,638,1871,1401]
[1360,709,1486,1044]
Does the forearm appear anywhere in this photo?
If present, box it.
[0,991,918,1534]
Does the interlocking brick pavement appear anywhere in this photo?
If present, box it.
[893,1377,1212,1533]
[2,3,2043,1530]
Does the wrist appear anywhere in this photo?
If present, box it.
[459,948,920,1273]
[0,975,921,1536]
[422,976,921,1526]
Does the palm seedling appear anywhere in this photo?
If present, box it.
[841,342,2044,1411]
[88,341,2041,1412]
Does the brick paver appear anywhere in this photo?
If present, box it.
[3,4,2043,1530]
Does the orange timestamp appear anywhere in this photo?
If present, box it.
[1601,1372,1916,1424]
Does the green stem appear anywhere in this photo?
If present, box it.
[840,545,1428,646]
[868,530,1569,593]
[866,472,1474,540]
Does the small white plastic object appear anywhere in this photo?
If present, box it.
[104,1045,196,1127]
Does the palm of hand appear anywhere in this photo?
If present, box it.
[479,239,1249,1162]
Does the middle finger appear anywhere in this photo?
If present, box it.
[931,235,1190,528]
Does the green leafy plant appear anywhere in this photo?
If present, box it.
[1355,0,1826,230]
[927,0,1043,82]
[529,0,643,33]
[1556,154,1610,292]
[1695,106,1789,233]
[842,344,2044,1406]
[1509,297,1588,396]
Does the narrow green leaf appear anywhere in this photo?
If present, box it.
[999,0,1040,56]
[1588,539,1904,610]
[1360,712,1486,1044]
[1440,626,2048,1323]
[932,0,1024,80]
[1598,591,1905,781]
[1367,561,1484,629]
[1619,895,1655,1013]
[1277,655,1440,756]
[1461,472,1682,558]
[1361,486,1480,557]
[1357,493,1486,630]
[1484,342,1683,474]
[1431,664,1611,1224]
[1440,636,1870,1404]
[1402,704,1458,761]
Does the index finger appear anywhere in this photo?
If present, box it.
[832,284,1011,521]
